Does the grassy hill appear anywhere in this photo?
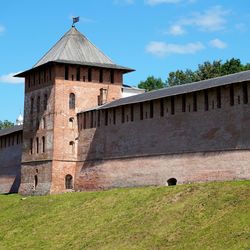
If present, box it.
[0,181,249,250]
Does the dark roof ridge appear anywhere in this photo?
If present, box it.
[0,125,23,137]
[77,69,250,113]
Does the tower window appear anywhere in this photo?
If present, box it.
[27,75,30,88]
[230,85,234,106]
[34,172,38,190]
[65,65,69,80]
[243,83,248,104]
[204,90,209,111]
[69,141,75,153]
[37,96,40,113]
[217,87,221,108]
[42,117,46,129]
[38,71,41,85]
[99,69,103,83]
[30,97,34,114]
[69,93,75,109]
[44,94,48,111]
[110,70,114,84]
[30,139,33,155]
[44,69,46,83]
[33,73,36,86]
[36,137,39,154]
[88,68,92,82]
[65,175,73,189]
[42,136,45,153]
[76,66,80,81]
[49,67,52,80]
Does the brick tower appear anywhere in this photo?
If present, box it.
[15,26,133,195]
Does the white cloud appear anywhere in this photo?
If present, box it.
[113,0,134,5]
[145,0,196,5]
[146,0,180,5]
[209,38,227,49]
[0,25,5,34]
[167,6,230,35]
[167,24,185,36]
[235,23,247,32]
[0,72,24,84]
[187,6,230,31]
[146,41,205,57]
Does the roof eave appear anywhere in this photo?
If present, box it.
[14,60,135,78]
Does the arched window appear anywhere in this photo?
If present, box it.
[37,96,40,113]
[69,141,75,153]
[41,117,46,129]
[36,137,39,154]
[34,169,38,190]
[69,117,74,128]
[44,93,48,111]
[42,136,45,153]
[167,178,177,186]
[65,174,73,189]
[69,93,75,109]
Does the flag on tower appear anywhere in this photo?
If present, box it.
[73,16,80,25]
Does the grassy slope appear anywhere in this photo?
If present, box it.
[0,181,249,250]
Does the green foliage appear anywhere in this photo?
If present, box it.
[167,58,250,86]
[0,181,249,249]
[0,120,14,130]
[138,76,166,91]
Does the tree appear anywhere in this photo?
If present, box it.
[138,76,166,91]
[166,58,250,86]
[0,120,14,130]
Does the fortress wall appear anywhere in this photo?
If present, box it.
[76,82,250,190]
[75,150,250,191]
[0,131,22,193]
[18,161,52,196]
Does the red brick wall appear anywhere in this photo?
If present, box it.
[76,81,250,190]
[75,150,250,191]
[0,137,22,194]
[19,63,125,195]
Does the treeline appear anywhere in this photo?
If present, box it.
[0,120,14,130]
[138,58,250,91]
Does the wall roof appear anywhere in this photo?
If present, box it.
[78,70,250,113]
[0,125,23,137]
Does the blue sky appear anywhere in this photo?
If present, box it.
[1,0,250,122]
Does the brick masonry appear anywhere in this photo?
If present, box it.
[76,81,250,190]
[1,42,250,195]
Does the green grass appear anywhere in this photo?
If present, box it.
[0,181,249,250]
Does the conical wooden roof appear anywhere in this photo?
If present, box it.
[34,27,115,67]
[16,27,133,77]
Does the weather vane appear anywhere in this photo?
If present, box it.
[72,16,80,27]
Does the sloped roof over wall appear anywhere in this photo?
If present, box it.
[0,125,23,137]
[78,70,250,113]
